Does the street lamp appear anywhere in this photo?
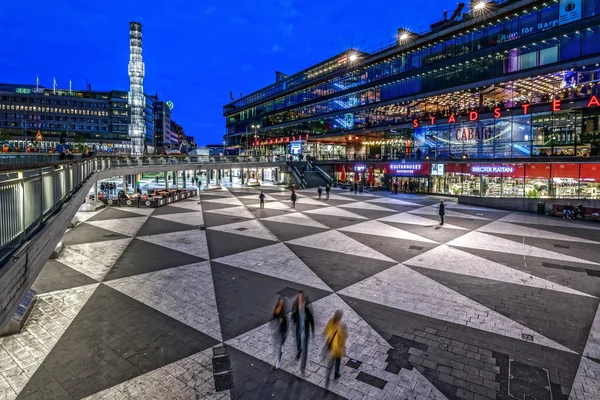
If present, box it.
[251,124,260,157]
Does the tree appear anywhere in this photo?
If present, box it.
[74,134,86,152]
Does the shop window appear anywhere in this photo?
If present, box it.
[551,163,579,198]
[580,164,600,199]
[539,45,558,65]
[582,29,600,56]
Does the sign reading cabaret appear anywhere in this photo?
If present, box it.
[411,96,600,128]
[471,166,514,174]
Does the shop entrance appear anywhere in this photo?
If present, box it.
[388,176,429,193]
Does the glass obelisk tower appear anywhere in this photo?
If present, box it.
[128,22,145,156]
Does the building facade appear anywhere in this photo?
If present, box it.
[223,0,600,199]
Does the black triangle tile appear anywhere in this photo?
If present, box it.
[345,209,398,220]
[341,231,440,263]
[453,246,600,297]
[206,230,276,259]
[322,199,359,207]
[285,244,396,292]
[211,261,330,341]
[227,346,345,399]
[250,208,298,219]
[381,221,470,244]
[444,208,509,220]
[16,284,217,400]
[150,204,198,216]
[136,216,197,236]
[300,213,366,230]
[261,220,330,242]
[86,207,146,222]
[199,193,233,201]
[32,260,97,294]
[365,202,423,212]
[408,265,599,354]
[505,221,600,243]
[288,203,328,212]
[103,239,206,281]
[62,223,129,246]
[201,201,241,211]
[414,214,493,230]
[481,232,600,265]
[202,212,255,228]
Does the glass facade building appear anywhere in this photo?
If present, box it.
[223,0,600,199]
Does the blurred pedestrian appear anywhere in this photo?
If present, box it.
[324,310,346,386]
[325,184,331,200]
[259,191,265,209]
[439,199,445,225]
[290,191,297,208]
[292,291,314,373]
[272,296,288,369]
[317,185,322,200]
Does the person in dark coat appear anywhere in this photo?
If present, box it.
[317,185,323,200]
[291,191,297,208]
[272,296,288,369]
[259,191,265,209]
[439,199,445,225]
[292,291,314,372]
[354,182,358,194]
[325,184,331,200]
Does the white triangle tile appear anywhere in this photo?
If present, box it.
[338,201,397,212]
[75,210,104,223]
[153,211,204,227]
[247,201,297,211]
[324,193,358,201]
[378,213,467,230]
[208,219,278,241]
[260,212,329,229]
[338,264,575,353]
[408,205,490,220]
[213,243,332,292]
[339,220,437,244]
[226,293,445,400]
[404,245,594,297]
[295,196,331,206]
[500,213,600,231]
[447,231,600,266]
[0,284,99,398]
[237,193,277,201]
[365,197,423,206]
[58,239,132,281]
[83,348,228,400]
[85,216,148,237]
[136,230,209,259]
[204,206,256,219]
[286,230,395,262]
[117,207,156,216]
[336,192,379,198]
[303,206,367,220]
[444,203,502,212]
[478,220,600,244]
[105,262,222,341]
[167,201,203,212]
[201,197,244,206]
[200,189,234,197]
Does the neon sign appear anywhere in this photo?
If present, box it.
[389,164,421,170]
[471,166,514,174]
[354,165,366,172]
[15,88,31,94]
[166,101,174,110]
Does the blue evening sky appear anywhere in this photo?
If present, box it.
[1,0,457,144]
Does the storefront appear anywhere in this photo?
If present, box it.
[334,164,386,187]
[384,163,431,193]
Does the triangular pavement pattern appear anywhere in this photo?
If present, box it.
[404,245,594,297]
[260,212,329,229]
[167,200,203,212]
[201,196,244,206]
[74,209,104,223]
[116,206,156,216]
[85,216,148,237]
[136,229,210,259]
[203,205,256,219]
[152,211,204,227]
[339,220,438,244]
[287,230,396,263]
[338,264,575,353]
[105,262,222,341]
[408,205,490,220]
[58,238,132,281]
[478,220,600,244]
[448,231,600,266]
[303,206,367,220]
[213,242,332,292]
[378,212,467,230]
[0,284,98,399]
[208,219,278,241]
[247,201,297,211]
[365,197,423,206]
[199,188,234,197]
[500,212,600,231]
[237,193,278,201]
[338,201,398,212]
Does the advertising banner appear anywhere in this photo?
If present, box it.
[559,0,582,26]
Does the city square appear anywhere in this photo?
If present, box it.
[1,186,600,399]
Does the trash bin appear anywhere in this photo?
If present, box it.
[537,202,545,215]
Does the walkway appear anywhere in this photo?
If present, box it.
[1,187,600,399]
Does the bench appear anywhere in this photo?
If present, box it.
[548,204,600,220]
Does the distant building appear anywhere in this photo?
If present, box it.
[144,94,155,153]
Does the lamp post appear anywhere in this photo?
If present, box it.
[250,124,260,157]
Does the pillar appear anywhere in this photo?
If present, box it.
[274,168,278,183]
[217,169,222,185]
[123,175,127,193]
[183,170,187,189]
[241,169,245,185]
[94,180,99,201]
[135,174,141,191]
[165,171,169,190]
[261,168,264,182]
[230,169,233,182]
[175,172,178,189]
[205,170,209,189]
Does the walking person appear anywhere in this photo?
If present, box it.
[259,191,265,209]
[291,190,297,208]
[292,291,314,373]
[317,185,323,200]
[155,176,159,184]
[324,310,346,386]
[393,180,398,194]
[272,296,288,369]
[325,184,330,200]
[403,181,408,193]
[354,181,358,195]
[439,199,445,226]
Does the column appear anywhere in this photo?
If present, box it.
[175,171,179,189]
[261,168,264,182]
[135,174,141,191]
[230,169,233,182]
[165,171,169,190]
[183,170,187,189]
[241,169,245,185]
[274,168,278,183]
[255,168,259,183]
[205,170,209,189]
[123,175,127,193]
[94,180,99,201]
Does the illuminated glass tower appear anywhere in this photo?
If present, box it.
[128,22,145,156]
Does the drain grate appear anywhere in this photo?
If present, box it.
[235,227,249,231]
[409,246,424,251]
[103,234,123,239]
[356,372,387,389]
[553,243,570,249]
[521,333,534,342]
[586,269,600,277]
[542,262,586,273]
[346,359,362,370]
[199,226,206,231]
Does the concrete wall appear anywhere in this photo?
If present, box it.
[458,196,600,214]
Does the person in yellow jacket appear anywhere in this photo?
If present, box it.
[323,310,346,385]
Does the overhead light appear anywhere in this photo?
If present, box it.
[474,1,486,10]
[349,53,358,62]
[399,33,409,41]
